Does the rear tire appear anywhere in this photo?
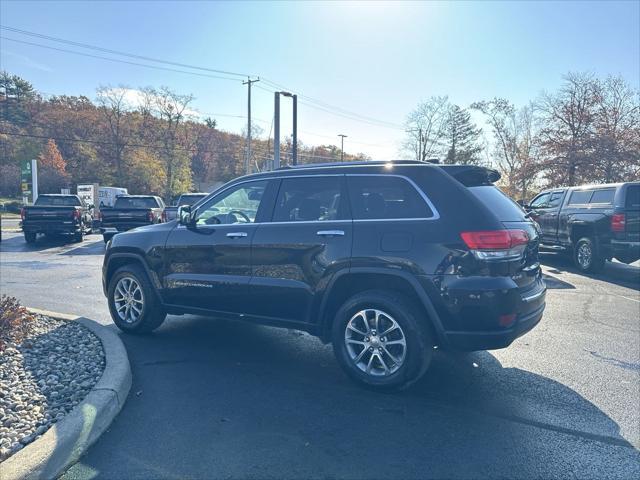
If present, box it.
[108,264,166,333]
[332,290,433,391]
[574,237,605,273]
[73,229,84,243]
[24,232,36,244]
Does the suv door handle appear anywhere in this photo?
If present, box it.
[226,232,248,238]
[317,230,345,237]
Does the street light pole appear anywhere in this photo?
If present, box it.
[279,92,298,166]
[338,134,347,162]
[274,92,281,169]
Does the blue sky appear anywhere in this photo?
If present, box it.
[1,0,638,159]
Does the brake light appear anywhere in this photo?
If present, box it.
[148,211,155,222]
[96,211,102,221]
[20,208,26,221]
[71,209,81,221]
[161,211,167,222]
[611,213,625,232]
[460,229,529,260]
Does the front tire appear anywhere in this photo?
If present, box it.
[574,237,605,273]
[332,290,433,391]
[108,264,166,333]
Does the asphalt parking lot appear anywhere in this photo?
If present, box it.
[1,225,639,479]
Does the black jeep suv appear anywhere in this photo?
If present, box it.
[102,161,546,390]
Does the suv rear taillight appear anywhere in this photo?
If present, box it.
[71,210,81,221]
[148,211,155,222]
[460,229,529,260]
[20,207,26,221]
[161,211,167,222]
[611,213,625,232]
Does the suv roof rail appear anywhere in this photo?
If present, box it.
[276,160,428,170]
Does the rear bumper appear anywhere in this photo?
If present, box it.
[22,221,81,234]
[100,223,150,233]
[443,303,545,351]
[610,240,640,263]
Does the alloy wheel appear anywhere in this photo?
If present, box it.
[344,309,407,376]
[113,276,144,324]
[577,242,592,269]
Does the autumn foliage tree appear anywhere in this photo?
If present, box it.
[37,139,69,193]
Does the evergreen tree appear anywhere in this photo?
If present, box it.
[442,105,483,165]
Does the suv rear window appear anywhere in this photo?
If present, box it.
[347,176,433,220]
[114,197,159,209]
[589,189,615,204]
[626,186,640,208]
[467,186,525,221]
[35,196,81,206]
[273,177,343,222]
[568,190,593,205]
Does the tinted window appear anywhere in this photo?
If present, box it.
[178,194,207,206]
[348,176,433,220]
[530,193,550,208]
[568,190,593,205]
[114,197,159,209]
[35,196,81,206]
[625,186,640,208]
[196,181,267,225]
[589,189,615,204]
[468,186,525,221]
[547,192,565,208]
[273,177,343,222]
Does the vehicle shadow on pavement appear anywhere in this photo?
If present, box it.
[0,234,100,253]
[61,316,640,480]
[540,252,640,291]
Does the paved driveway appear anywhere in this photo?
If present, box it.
[1,231,639,478]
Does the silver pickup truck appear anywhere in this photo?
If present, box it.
[162,193,208,222]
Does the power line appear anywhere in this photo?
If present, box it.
[0,36,243,83]
[0,25,250,78]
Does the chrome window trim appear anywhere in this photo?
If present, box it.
[187,173,440,226]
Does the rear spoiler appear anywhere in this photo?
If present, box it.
[439,165,501,186]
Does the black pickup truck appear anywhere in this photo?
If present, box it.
[526,182,639,272]
[100,195,165,243]
[162,193,207,222]
[20,194,94,243]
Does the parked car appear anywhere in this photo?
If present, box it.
[102,161,545,390]
[99,195,165,243]
[162,193,207,222]
[20,194,94,243]
[526,182,639,273]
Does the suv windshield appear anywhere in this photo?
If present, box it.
[114,197,159,209]
[35,196,81,206]
[468,186,526,221]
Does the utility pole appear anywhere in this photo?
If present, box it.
[338,134,347,162]
[243,77,260,174]
[274,92,281,169]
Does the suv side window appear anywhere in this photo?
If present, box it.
[568,190,593,205]
[272,176,344,222]
[347,176,433,220]
[194,180,267,225]
[530,193,551,208]
[589,189,615,205]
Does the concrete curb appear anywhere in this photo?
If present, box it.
[0,308,132,480]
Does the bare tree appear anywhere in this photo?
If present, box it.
[535,72,598,186]
[141,86,195,198]
[592,75,640,182]
[403,96,449,161]
[96,86,131,183]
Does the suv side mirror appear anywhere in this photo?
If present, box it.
[178,205,193,225]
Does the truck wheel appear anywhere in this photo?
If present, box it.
[24,232,37,244]
[574,237,605,273]
[74,230,84,242]
[108,264,166,334]
[331,290,433,391]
